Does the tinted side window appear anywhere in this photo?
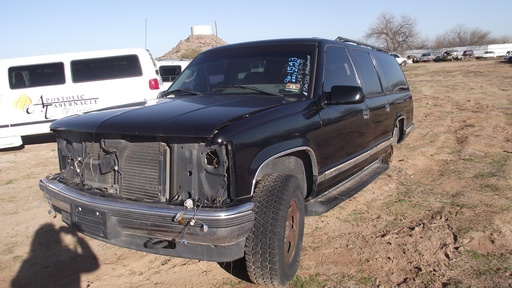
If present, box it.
[71,54,142,83]
[159,65,182,83]
[8,62,65,89]
[323,46,358,92]
[372,52,409,93]
[350,49,383,96]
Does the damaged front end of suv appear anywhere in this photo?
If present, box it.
[41,129,254,262]
[39,39,319,269]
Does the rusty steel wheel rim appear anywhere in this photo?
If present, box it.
[284,198,299,263]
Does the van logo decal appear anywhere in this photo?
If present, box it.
[13,93,33,111]
[15,94,99,119]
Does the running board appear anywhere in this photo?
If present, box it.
[305,159,389,216]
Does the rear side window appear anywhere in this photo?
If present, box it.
[71,54,142,83]
[323,46,358,92]
[372,52,409,93]
[350,49,383,96]
[8,62,65,89]
[159,65,182,83]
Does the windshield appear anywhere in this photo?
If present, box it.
[167,43,316,98]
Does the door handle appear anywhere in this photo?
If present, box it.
[363,109,370,119]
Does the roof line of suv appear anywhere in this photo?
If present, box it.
[335,36,388,53]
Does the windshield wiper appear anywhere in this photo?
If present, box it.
[213,85,283,97]
[159,89,202,98]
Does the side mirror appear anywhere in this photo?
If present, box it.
[329,85,364,104]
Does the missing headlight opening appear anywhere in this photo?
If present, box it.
[169,143,230,205]
[205,150,220,168]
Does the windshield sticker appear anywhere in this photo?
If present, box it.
[284,57,302,85]
[303,55,311,96]
[285,83,300,92]
[283,55,311,95]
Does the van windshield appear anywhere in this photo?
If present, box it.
[167,43,316,98]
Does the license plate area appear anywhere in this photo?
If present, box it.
[72,204,107,239]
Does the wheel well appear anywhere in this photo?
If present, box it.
[253,151,314,199]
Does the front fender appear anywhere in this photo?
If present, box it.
[250,139,318,197]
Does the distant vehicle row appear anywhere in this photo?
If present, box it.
[408,49,511,63]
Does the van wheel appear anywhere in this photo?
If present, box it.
[244,174,305,287]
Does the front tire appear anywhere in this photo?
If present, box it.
[244,174,305,287]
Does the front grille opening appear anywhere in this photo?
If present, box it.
[58,137,171,203]
[120,142,170,202]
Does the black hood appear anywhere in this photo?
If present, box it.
[50,95,286,138]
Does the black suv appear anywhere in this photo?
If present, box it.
[40,37,414,287]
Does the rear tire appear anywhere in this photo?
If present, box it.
[244,174,305,287]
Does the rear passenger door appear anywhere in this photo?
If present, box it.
[371,51,410,141]
[349,48,391,147]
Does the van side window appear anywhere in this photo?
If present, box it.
[372,52,409,93]
[8,62,65,89]
[71,54,142,83]
[350,49,383,96]
[323,46,358,92]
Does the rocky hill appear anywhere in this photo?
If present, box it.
[157,34,227,60]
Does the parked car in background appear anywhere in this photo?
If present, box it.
[156,59,191,90]
[462,50,475,60]
[408,55,419,63]
[433,52,442,62]
[433,50,459,62]
[0,49,163,149]
[505,51,512,61]
[390,53,409,66]
[477,51,496,59]
[418,52,434,62]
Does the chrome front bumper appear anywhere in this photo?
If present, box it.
[39,174,254,262]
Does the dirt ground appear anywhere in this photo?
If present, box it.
[1,60,511,288]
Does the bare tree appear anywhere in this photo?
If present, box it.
[491,35,512,44]
[364,12,422,53]
[433,24,493,48]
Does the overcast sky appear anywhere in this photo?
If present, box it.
[1,0,509,59]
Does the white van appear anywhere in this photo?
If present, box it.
[0,48,163,149]
[156,59,190,90]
